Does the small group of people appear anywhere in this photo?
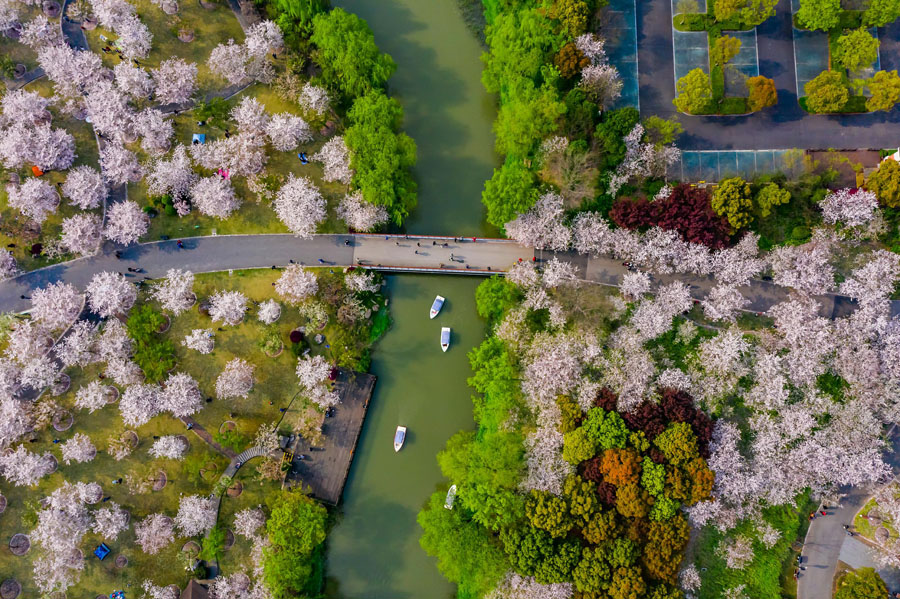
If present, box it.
[298,152,310,165]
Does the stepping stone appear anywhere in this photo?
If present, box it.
[9,534,29,556]
[0,579,20,599]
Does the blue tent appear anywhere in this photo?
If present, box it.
[192,133,206,145]
[94,543,110,560]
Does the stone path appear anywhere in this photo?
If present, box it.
[180,415,236,460]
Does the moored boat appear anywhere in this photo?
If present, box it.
[440,327,450,352]
[430,295,445,319]
[444,484,457,510]
[394,426,407,452]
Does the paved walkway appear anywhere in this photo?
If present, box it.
[635,0,900,150]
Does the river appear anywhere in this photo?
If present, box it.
[324,1,497,597]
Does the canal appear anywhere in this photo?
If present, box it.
[325,0,497,596]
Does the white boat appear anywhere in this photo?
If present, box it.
[430,295,445,319]
[444,484,457,510]
[440,327,450,352]
[393,426,407,452]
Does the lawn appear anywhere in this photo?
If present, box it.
[0,267,388,595]
[0,3,45,77]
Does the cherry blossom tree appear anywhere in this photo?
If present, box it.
[1,89,51,124]
[540,257,578,288]
[89,0,136,31]
[56,320,99,368]
[207,39,250,85]
[337,190,388,232]
[114,61,154,99]
[92,502,130,540]
[505,191,571,251]
[345,270,380,294]
[142,581,179,599]
[134,108,174,155]
[152,269,195,315]
[61,432,97,464]
[86,271,137,317]
[29,123,77,172]
[0,396,31,449]
[134,513,175,554]
[233,507,266,540]
[97,318,132,363]
[608,124,681,196]
[74,380,113,413]
[208,290,248,325]
[145,145,197,208]
[105,358,144,386]
[257,299,281,324]
[19,15,63,48]
[275,264,317,305]
[37,44,103,98]
[116,15,153,60]
[209,574,252,599]
[62,165,107,210]
[119,384,161,427]
[104,200,150,245]
[100,143,143,186]
[175,494,217,536]
[4,320,51,364]
[189,133,267,178]
[149,435,188,460]
[6,178,59,223]
[296,354,339,409]
[702,284,748,322]
[298,82,330,115]
[820,188,879,228]
[190,176,240,219]
[31,282,82,330]
[160,372,202,417]
[579,63,622,109]
[273,174,326,237]
[0,445,54,486]
[85,80,134,142]
[0,123,31,169]
[231,96,270,136]
[60,213,103,257]
[575,33,606,63]
[266,112,313,151]
[19,355,58,391]
[769,231,835,295]
[244,20,283,57]
[0,249,18,280]
[182,329,214,354]
[311,136,352,184]
[216,358,254,399]
[486,572,573,599]
[620,270,652,300]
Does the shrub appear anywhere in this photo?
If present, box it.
[835,567,888,599]
[712,177,754,232]
[804,70,849,113]
[747,75,778,111]
[867,70,900,112]
[834,28,880,72]
[674,68,713,114]
[797,0,841,30]
[869,159,900,208]
[756,182,791,217]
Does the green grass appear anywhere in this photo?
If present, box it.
[0,4,44,76]
[854,497,899,541]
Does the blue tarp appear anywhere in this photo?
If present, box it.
[94,543,110,560]
[191,133,205,144]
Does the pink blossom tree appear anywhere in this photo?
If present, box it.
[160,372,202,417]
[56,320,99,368]
[60,213,103,257]
[769,232,835,295]
[86,271,137,317]
[100,143,143,186]
[31,282,82,330]
[145,145,197,209]
[0,445,54,486]
[149,435,188,460]
[61,432,97,464]
[273,174,326,237]
[345,271,380,294]
[134,513,175,554]
[296,354,339,409]
[152,268,195,315]
[29,124,77,172]
[486,572,573,599]
[104,200,150,245]
[189,133,267,178]
[311,136,352,184]
[298,82,330,115]
[175,494,217,536]
[257,299,281,324]
[266,112,313,151]
[62,165,107,210]
[336,190,388,231]
[208,290,248,325]
[6,178,59,223]
[820,188,879,228]
[85,80,134,142]
[119,384,161,427]
[74,380,113,413]
[190,176,240,219]
[92,502,130,540]
[702,284,748,322]
[37,44,103,98]
[134,108,173,156]
[152,58,197,105]
[505,192,571,251]
[182,329,214,354]
[114,61,155,99]
[620,270,652,300]
[215,358,254,399]
[244,20,283,57]
[275,264,317,305]
[1,89,51,124]
[579,63,622,109]
[233,507,266,540]
[231,96,270,136]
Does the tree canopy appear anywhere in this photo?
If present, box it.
[263,490,328,599]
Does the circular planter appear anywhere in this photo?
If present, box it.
[223,529,235,550]
[200,462,218,481]
[12,64,25,79]
[219,421,236,434]
[157,314,171,334]
[0,495,6,513]
[226,480,243,497]
[82,16,97,29]
[876,526,890,543]
[52,410,73,431]
[0,579,20,599]
[161,0,178,13]
[181,540,200,556]
[50,373,70,396]
[115,555,127,568]
[151,471,167,491]
[66,547,83,567]
[121,129,138,144]
[265,341,284,358]
[177,29,194,42]
[8,534,29,556]
[175,435,190,449]
[44,454,58,474]
[42,0,60,18]
[233,573,250,592]
[105,385,120,404]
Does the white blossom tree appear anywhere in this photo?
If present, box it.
[105,358,144,386]
[345,270,380,294]
[37,44,103,98]
[134,513,175,554]
[134,108,174,155]
[311,135,352,184]
[152,269,195,315]
[505,191,571,251]
[119,384,161,427]
[19,15,63,49]
[115,15,153,59]
[74,380,113,413]
[0,249,19,280]
[149,435,188,460]
[61,213,103,257]
[216,358,254,399]
[0,396,31,449]
[61,432,97,464]
[86,271,137,317]
[153,58,197,105]
[244,20,283,56]
[233,507,266,540]
[114,61,155,99]
[620,270,652,300]
[702,285,748,322]
[104,200,150,245]
[84,80,134,141]
[820,188,879,228]
[190,176,240,219]
[275,264,317,305]
[62,165,107,210]
[208,290,248,325]
[206,39,250,85]
[97,318,132,362]
[486,572,573,599]
[1,89,52,125]
[6,178,59,223]
[145,145,197,210]
[231,96,270,136]
[92,502,130,540]
[29,123,77,172]
[296,354,339,409]
[31,282,82,330]
[273,174,326,237]
[175,494,217,536]
[100,143,143,185]
[56,320,99,368]
[257,299,281,324]
[266,112,312,151]
[208,573,251,599]
[182,329,214,354]
[160,372,202,418]
[579,63,622,109]
[0,445,54,486]
[298,82,330,115]
[4,320,51,364]
[336,190,387,232]
[769,232,835,295]
[142,580,179,599]
[19,355,58,390]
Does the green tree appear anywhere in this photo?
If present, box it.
[867,70,900,112]
[311,9,396,99]
[615,483,651,519]
[199,525,225,561]
[270,0,328,44]
[868,159,900,207]
[835,567,889,599]
[563,426,597,464]
[475,277,523,325]
[126,304,175,383]
[582,408,629,451]
[596,107,641,168]
[608,566,647,599]
[653,423,700,466]
[797,0,842,30]
[583,510,622,544]
[418,490,508,597]
[834,28,880,72]
[711,177,754,231]
[548,0,590,36]
[573,546,612,592]
[642,116,683,147]
[481,8,559,93]
[526,490,572,538]
[649,495,681,521]
[715,0,777,26]
[534,539,581,584]
[641,515,690,583]
[482,160,538,229]
[501,526,554,577]
[673,68,713,114]
[640,457,666,497]
[607,537,639,568]
[756,182,791,217]
[563,474,598,524]
[263,490,328,598]
[467,337,522,431]
[710,35,742,67]
[747,75,778,111]
[345,90,417,225]
[805,70,850,113]
[863,0,900,27]
[554,41,590,79]
[494,78,566,158]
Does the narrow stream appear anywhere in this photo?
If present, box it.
[325,1,497,596]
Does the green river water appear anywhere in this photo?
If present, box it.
[325,1,497,597]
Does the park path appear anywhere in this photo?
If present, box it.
[633,0,900,150]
